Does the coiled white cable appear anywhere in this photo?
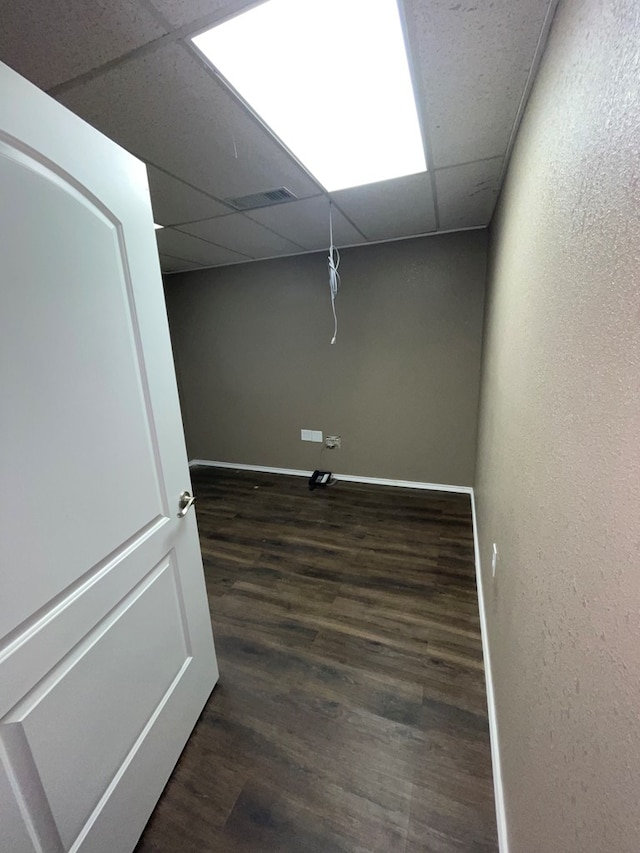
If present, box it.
[328,201,340,345]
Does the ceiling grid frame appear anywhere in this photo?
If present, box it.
[183,34,370,242]
[396,0,441,230]
[0,0,559,272]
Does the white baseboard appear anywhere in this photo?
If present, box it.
[188,459,472,495]
[325,473,472,494]
[189,459,311,478]
[189,457,506,848]
[470,491,509,853]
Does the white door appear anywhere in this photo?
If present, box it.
[0,62,218,852]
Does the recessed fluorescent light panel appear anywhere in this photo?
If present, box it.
[192,0,426,192]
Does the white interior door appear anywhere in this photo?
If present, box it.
[0,62,218,852]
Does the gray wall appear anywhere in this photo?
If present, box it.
[166,231,487,485]
[474,0,640,851]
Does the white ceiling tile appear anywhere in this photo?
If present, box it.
[159,254,205,273]
[57,41,321,201]
[179,214,303,258]
[0,0,166,91]
[435,158,503,230]
[246,196,364,251]
[404,0,550,168]
[331,173,436,241]
[147,165,230,225]
[147,0,255,29]
[156,227,249,265]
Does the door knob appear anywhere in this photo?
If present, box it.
[177,491,196,518]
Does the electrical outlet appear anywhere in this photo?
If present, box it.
[301,429,323,443]
[325,435,341,449]
[491,543,498,578]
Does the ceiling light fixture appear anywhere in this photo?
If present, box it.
[192,0,426,192]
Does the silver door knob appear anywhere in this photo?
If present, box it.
[177,490,196,518]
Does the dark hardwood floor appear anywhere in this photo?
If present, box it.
[136,467,498,852]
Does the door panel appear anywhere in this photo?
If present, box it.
[1,142,165,640]
[0,517,172,720]
[0,757,37,852]
[0,62,218,853]
[4,556,189,849]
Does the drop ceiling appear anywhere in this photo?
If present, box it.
[0,0,556,273]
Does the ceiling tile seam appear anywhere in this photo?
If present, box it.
[147,168,239,219]
[142,153,301,221]
[163,267,199,275]
[142,159,320,221]
[396,0,440,231]
[161,193,326,228]
[183,40,328,195]
[326,196,370,242]
[47,30,176,97]
[135,0,175,30]
[164,227,254,259]
[241,211,335,252]
[137,0,266,49]
[158,251,201,264]
[434,156,505,173]
[47,2,265,96]
[246,192,371,245]
[166,214,238,226]
[174,213,308,253]
[242,202,354,250]
[233,212,309,252]
[161,224,487,275]
[171,0,268,40]
[494,0,561,214]
[162,265,204,275]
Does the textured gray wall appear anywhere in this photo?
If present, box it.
[166,231,487,485]
[475,0,640,850]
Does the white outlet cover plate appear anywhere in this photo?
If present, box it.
[301,429,323,442]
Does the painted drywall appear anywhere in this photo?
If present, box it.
[474,0,640,851]
[165,231,487,485]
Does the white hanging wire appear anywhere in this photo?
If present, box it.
[328,201,340,345]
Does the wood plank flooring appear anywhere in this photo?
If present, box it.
[135,467,498,853]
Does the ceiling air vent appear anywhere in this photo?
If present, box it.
[225,187,297,211]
